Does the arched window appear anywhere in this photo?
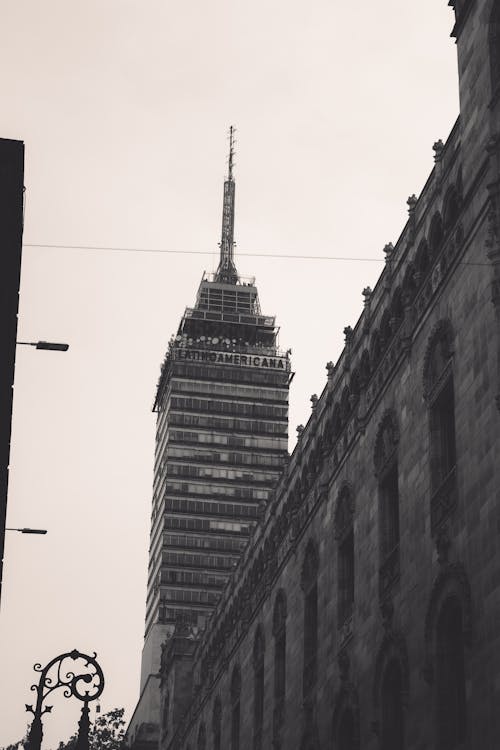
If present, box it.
[424,565,471,749]
[443,187,459,232]
[359,349,371,388]
[212,697,222,750]
[428,214,443,256]
[380,309,392,348]
[489,2,500,97]
[231,665,241,750]
[301,540,319,701]
[337,708,356,750]
[380,660,405,750]
[161,689,169,739]
[374,411,400,599]
[340,386,351,425]
[370,330,381,370]
[273,590,287,745]
[197,722,206,750]
[253,626,265,750]
[436,597,467,749]
[373,633,409,750]
[415,239,431,279]
[335,485,355,628]
[423,321,457,531]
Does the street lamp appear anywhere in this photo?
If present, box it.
[0,339,68,612]
[5,527,47,534]
[16,341,69,351]
[25,649,105,750]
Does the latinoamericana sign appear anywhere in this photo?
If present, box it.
[175,348,291,371]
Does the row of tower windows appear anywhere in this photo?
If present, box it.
[166,463,277,484]
[168,429,288,452]
[167,497,260,520]
[166,481,270,501]
[163,533,247,554]
[170,412,288,436]
[167,445,286,467]
[170,377,289,403]
[162,551,238,572]
[164,515,251,536]
[160,568,227,588]
[173,362,290,390]
[169,395,288,420]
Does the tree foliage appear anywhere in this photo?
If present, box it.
[56,706,125,750]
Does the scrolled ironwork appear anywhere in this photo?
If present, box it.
[25,649,104,750]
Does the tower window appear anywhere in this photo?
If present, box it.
[301,541,319,701]
[231,666,241,750]
[381,660,405,750]
[337,708,356,750]
[436,598,467,749]
[253,627,265,750]
[490,3,500,98]
[197,722,206,750]
[212,697,221,750]
[423,321,457,531]
[273,590,287,748]
[380,464,400,561]
[335,486,355,628]
[374,412,401,598]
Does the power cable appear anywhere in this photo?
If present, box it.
[22,243,491,267]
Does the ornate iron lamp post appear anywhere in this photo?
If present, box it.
[24,649,104,750]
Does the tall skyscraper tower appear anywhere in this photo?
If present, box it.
[127,129,292,749]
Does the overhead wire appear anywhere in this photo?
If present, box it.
[22,243,492,267]
[23,243,383,262]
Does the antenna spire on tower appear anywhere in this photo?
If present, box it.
[215,126,239,284]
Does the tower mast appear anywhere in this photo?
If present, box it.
[215,126,238,284]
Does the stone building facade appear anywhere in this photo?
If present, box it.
[154,3,500,749]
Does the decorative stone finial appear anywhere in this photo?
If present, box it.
[326,361,335,379]
[383,243,394,261]
[433,139,444,161]
[310,394,318,409]
[296,424,304,437]
[343,326,353,345]
[407,194,417,213]
[362,286,372,306]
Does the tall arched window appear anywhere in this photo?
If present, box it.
[212,697,222,750]
[273,590,287,747]
[253,626,265,750]
[335,485,355,629]
[489,2,500,97]
[380,660,405,750]
[197,722,206,750]
[337,708,356,750]
[436,597,467,749]
[374,411,400,600]
[301,540,319,702]
[423,321,457,532]
[231,665,241,750]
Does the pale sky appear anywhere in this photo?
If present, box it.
[0,2,459,746]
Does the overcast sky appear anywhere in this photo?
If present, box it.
[0,1,459,746]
